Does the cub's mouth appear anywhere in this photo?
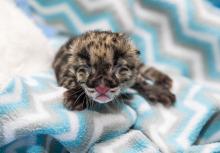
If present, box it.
[95,94,110,103]
[83,84,120,103]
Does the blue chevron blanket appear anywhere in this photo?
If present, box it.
[1,0,220,152]
[0,71,220,153]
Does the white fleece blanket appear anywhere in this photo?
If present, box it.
[0,0,54,90]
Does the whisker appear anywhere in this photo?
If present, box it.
[69,88,83,96]
[86,96,90,110]
[90,98,94,110]
[113,97,120,109]
[74,91,85,106]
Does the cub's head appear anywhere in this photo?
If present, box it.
[54,31,140,103]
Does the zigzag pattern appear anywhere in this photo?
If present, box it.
[25,0,220,90]
[1,0,219,152]
[0,74,69,145]
[140,0,220,88]
[0,73,219,153]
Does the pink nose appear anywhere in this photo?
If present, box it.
[95,85,110,94]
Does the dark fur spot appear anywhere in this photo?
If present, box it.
[77,48,90,62]
[103,36,107,41]
[87,41,94,49]
[58,54,72,71]
[104,43,108,49]
[112,37,117,43]
[113,47,126,65]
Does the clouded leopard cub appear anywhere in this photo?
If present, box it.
[53,31,176,111]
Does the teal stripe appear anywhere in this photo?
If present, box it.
[143,0,220,80]
[189,88,217,143]
[186,0,220,79]
[187,0,220,41]
[134,13,190,77]
[0,80,29,115]
[34,0,120,32]
[27,145,45,153]
[199,118,220,141]
[31,103,70,135]
[123,137,159,153]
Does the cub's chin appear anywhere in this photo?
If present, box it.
[93,95,112,104]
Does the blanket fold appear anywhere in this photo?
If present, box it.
[0,71,220,153]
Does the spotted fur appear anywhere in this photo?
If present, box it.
[53,31,175,111]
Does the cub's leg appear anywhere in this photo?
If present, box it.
[131,75,176,106]
[138,64,173,90]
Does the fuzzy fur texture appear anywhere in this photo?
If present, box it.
[53,31,175,110]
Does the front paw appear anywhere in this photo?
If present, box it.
[155,74,173,90]
[147,87,176,106]
[63,89,86,111]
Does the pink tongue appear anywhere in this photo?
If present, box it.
[95,85,109,94]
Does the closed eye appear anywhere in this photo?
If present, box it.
[78,67,86,73]
[77,65,90,73]
[118,66,130,75]
[120,67,129,72]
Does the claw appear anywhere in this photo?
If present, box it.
[148,94,157,102]
[147,86,176,106]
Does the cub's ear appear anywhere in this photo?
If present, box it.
[116,32,129,38]
[118,32,126,36]
[135,50,141,55]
